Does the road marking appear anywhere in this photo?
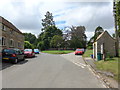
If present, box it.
[74,62,85,68]
[73,62,86,68]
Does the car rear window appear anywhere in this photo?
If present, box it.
[76,49,84,51]
[34,49,39,51]
[2,49,15,54]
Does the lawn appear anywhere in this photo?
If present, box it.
[95,57,119,81]
[42,50,74,54]
[83,49,93,57]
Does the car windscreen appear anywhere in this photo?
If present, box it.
[24,49,32,52]
[2,49,15,54]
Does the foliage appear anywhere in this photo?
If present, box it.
[69,37,84,49]
[116,1,120,37]
[23,33,37,46]
[24,41,34,49]
[63,26,87,49]
[38,11,63,50]
[50,35,63,48]
[87,26,104,49]
[42,11,55,31]
[37,41,45,50]
[87,36,94,49]
[94,26,104,41]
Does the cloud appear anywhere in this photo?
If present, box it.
[0,0,115,40]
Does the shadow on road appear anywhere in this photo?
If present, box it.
[0,55,38,70]
[25,56,37,59]
[1,60,28,70]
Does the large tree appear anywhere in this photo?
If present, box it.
[38,11,63,50]
[87,26,104,49]
[116,1,120,37]
[50,35,63,48]
[62,26,87,49]
[42,11,55,31]
[94,26,104,41]
[23,33,37,45]
[70,26,87,48]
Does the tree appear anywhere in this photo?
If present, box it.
[116,1,120,37]
[94,26,104,41]
[50,35,63,48]
[37,41,45,50]
[70,26,87,48]
[23,33,37,45]
[24,41,34,49]
[42,11,55,31]
[87,36,94,49]
[87,26,104,49]
[38,11,63,50]
[69,37,83,50]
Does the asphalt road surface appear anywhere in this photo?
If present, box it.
[2,53,106,88]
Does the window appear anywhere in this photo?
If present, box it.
[10,39,14,47]
[3,25,7,31]
[2,37,6,46]
[18,42,21,47]
[10,30,13,34]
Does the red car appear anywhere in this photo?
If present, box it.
[24,49,35,58]
[75,48,85,55]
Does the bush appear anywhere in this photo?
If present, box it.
[87,45,93,49]
[24,41,34,49]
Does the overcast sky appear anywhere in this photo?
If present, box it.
[0,0,115,40]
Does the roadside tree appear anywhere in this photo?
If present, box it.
[50,35,63,49]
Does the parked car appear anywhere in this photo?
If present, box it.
[75,48,85,55]
[34,49,40,54]
[24,49,35,58]
[2,48,25,64]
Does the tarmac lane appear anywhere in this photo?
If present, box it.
[2,53,106,88]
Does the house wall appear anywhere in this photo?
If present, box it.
[0,21,24,52]
[97,32,116,57]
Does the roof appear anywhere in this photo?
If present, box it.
[95,31,115,41]
[0,16,23,35]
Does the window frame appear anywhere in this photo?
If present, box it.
[10,39,14,47]
[2,37,6,46]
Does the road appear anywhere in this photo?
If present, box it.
[2,53,106,88]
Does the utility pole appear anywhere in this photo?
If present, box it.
[113,0,119,57]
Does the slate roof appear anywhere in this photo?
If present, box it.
[95,31,115,41]
[0,16,23,35]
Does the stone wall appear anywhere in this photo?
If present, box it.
[97,32,116,57]
[0,23,24,49]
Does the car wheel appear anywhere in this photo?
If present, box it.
[12,58,18,64]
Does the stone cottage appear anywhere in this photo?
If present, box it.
[93,31,116,60]
[0,16,24,52]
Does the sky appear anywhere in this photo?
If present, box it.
[0,0,115,40]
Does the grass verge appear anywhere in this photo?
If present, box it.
[83,49,93,57]
[42,50,74,54]
[94,57,119,81]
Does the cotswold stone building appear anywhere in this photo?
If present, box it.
[93,31,116,60]
[0,16,24,51]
